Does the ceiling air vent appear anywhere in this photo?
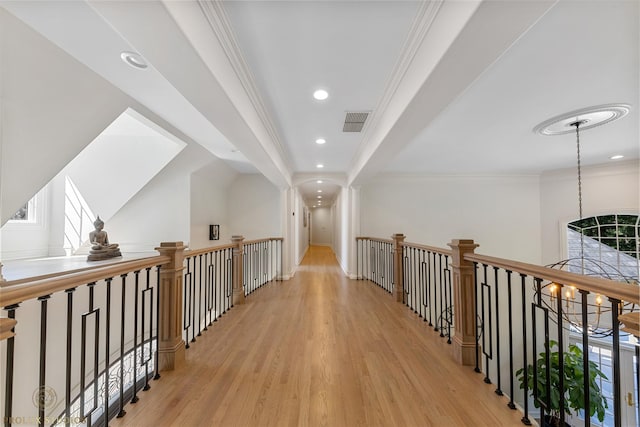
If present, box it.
[343,111,369,132]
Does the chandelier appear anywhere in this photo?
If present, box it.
[533,104,637,338]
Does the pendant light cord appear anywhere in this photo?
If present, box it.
[573,120,585,268]
[574,121,583,220]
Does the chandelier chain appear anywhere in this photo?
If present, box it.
[574,121,583,220]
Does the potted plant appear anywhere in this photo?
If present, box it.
[516,340,608,427]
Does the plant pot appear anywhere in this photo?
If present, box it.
[542,415,570,427]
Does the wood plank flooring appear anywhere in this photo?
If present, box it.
[112,246,524,426]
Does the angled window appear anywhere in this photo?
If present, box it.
[567,214,639,282]
[8,198,36,223]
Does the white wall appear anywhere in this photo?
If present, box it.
[311,206,333,247]
[189,158,238,250]
[0,185,51,260]
[296,193,309,265]
[360,174,542,263]
[540,160,639,265]
[227,174,281,241]
[0,9,134,225]
[331,186,352,275]
[105,143,217,252]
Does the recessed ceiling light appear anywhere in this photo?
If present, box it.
[315,138,326,145]
[120,51,148,69]
[316,164,324,168]
[317,190,322,193]
[610,154,624,160]
[313,89,329,101]
[317,180,323,184]
[317,196,322,199]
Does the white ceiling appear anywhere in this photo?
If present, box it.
[2,0,638,208]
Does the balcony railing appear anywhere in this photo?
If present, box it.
[357,235,640,427]
[0,236,283,427]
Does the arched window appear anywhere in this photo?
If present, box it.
[567,214,639,282]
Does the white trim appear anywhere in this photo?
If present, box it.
[197,0,291,168]
[350,1,444,167]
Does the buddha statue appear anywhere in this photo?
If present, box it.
[87,217,121,261]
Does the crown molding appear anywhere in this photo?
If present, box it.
[197,0,292,169]
[349,1,444,172]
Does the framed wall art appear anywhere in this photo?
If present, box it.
[209,224,220,240]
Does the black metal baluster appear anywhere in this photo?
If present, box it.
[378,241,382,288]
[385,243,390,292]
[223,249,228,313]
[227,248,231,310]
[437,253,443,334]
[268,240,272,282]
[117,274,127,418]
[520,274,531,425]
[442,254,449,340]
[391,242,395,294]
[214,250,220,320]
[413,248,418,313]
[415,248,421,317]
[433,252,439,332]
[64,288,75,426]
[183,260,191,349]
[206,252,213,326]
[131,271,140,404]
[506,271,516,410]
[636,345,640,426]
[279,239,283,281]
[481,265,491,383]
[263,241,267,286]
[419,250,425,319]
[104,278,112,423]
[140,269,154,390]
[245,245,250,294]
[427,253,433,327]
[445,255,452,344]
[37,295,51,425]
[473,263,480,373]
[357,239,361,279]
[369,243,375,286]
[4,303,19,427]
[191,257,196,343]
[579,290,591,427]
[556,282,565,427]
[82,282,99,427]
[244,244,249,295]
[610,297,622,427]
[198,254,203,335]
[532,278,550,421]
[402,248,409,304]
[493,267,502,395]
[153,265,161,381]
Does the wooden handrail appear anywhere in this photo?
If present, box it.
[183,237,282,259]
[185,243,236,259]
[401,241,452,256]
[244,237,284,245]
[356,236,394,244]
[0,255,170,307]
[0,318,17,340]
[465,253,640,304]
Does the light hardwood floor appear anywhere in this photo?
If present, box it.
[112,245,524,426]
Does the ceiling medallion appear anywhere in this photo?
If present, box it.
[533,104,630,136]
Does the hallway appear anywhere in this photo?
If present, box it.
[112,246,524,426]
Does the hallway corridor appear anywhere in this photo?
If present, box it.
[112,246,524,426]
